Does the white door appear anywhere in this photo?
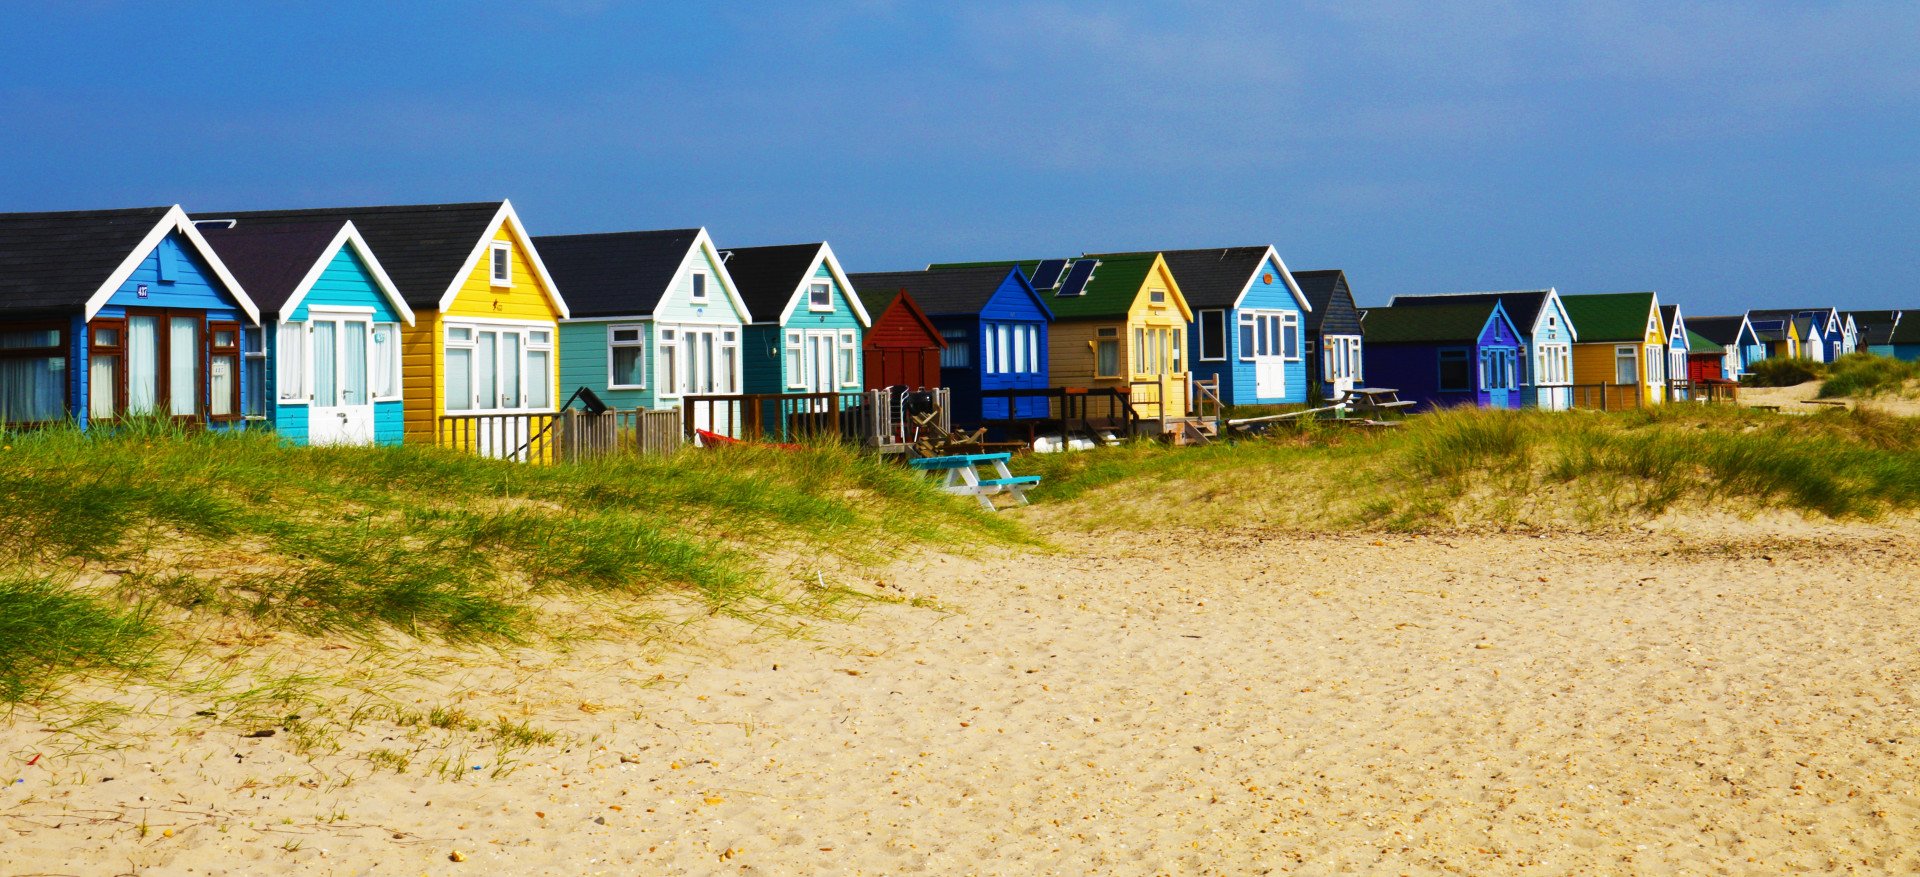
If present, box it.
[678,326,738,436]
[309,317,375,446]
[807,331,835,394]
[1251,313,1286,398]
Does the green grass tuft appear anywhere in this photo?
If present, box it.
[0,576,160,704]
[1817,353,1920,399]
[1741,356,1825,388]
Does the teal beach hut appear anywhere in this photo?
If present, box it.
[720,242,871,396]
[200,220,414,445]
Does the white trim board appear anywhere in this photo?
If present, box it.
[1227,247,1313,313]
[276,222,417,326]
[83,205,264,325]
[433,200,571,319]
[774,242,872,327]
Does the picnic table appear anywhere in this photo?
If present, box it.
[1341,387,1417,414]
[907,452,1040,511]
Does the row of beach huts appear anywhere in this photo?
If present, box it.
[1,201,1913,456]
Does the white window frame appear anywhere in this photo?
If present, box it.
[443,319,554,413]
[1281,312,1301,361]
[1615,345,1638,386]
[607,323,647,390]
[276,320,310,404]
[1324,335,1362,381]
[1197,310,1226,362]
[659,328,681,398]
[690,271,708,302]
[808,281,833,312]
[489,242,512,288]
[838,328,858,387]
[370,321,403,401]
[1237,312,1258,362]
[784,329,806,389]
[1646,344,1664,385]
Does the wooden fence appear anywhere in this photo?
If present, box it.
[438,408,682,463]
[974,386,1141,442]
[679,389,947,449]
[1570,383,1645,411]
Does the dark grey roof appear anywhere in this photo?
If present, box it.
[1686,315,1747,346]
[1291,269,1362,335]
[1390,290,1552,330]
[1659,304,1683,336]
[195,202,504,309]
[1152,247,1272,309]
[532,229,701,319]
[199,221,345,317]
[846,266,1035,318]
[0,206,174,315]
[718,243,822,324]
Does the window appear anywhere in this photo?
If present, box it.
[1438,349,1471,391]
[1514,343,1529,387]
[720,331,738,394]
[838,329,857,386]
[167,316,200,416]
[1095,327,1120,378]
[1323,335,1362,381]
[1482,349,1514,390]
[691,272,707,301]
[1646,344,1664,385]
[241,328,266,417]
[1010,323,1026,374]
[1281,313,1300,360]
[995,324,1011,375]
[445,323,551,411]
[1304,339,1315,355]
[808,282,832,311]
[1169,327,1181,372]
[1614,345,1638,385]
[0,323,66,424]
[940,328,969,368]
[982,324,997,375]
[1026,325,1041,374]
[1237,313,1257,361]
[370,323,401,399]
[660,328,681,395]
[783,330,805,388]
[208,321,240,420]
[1198,310,1226,361]
[88,320,123,420]
[490,242,512,287]
[1149,289,1165,304]
[609,325,646,388]
[526,331,551,409]
[278,322,309,402]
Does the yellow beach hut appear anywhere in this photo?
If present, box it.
[1560,291,1666,407]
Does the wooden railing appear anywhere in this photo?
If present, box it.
[974,386,1141,441]
[439,412,562,462]
[438,408,683,463]
[1128,380,1167,424]
[1190,376,1224,423]
[677,389,946,448]
[1569,383,1644,411]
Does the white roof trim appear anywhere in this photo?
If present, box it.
[82,205,263,325]
[433,200,570,318]
[277,221,417,327]
[657,228,753,323]
[775,243,871,327]
[1228,246,1313,312]
[1542,288,1578,343]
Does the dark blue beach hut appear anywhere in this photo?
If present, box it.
[845,266,1053,424]
[1359,299,1525,410]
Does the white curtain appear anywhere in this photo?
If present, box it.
[169,317,199,416]
[277,322,306,401]
[474,332,497,409]
[89,353,117,419]
[311,320,337,406]
[501,332,521,407]
[370,323,397,398]
[526,349,550,409]
[128,316,159,414]
[0,328,63,423]
[341,322,367,405]
[446,347,472,410]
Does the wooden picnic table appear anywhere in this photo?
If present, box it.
[1342,387,1417,412]
[906,452,1040,511]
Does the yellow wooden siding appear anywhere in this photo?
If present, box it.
[1570,342,1618,387]
[1124,258,1191,418]
[401,310,442,443]
[444,228,563,323]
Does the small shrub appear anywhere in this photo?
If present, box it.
[1818,353,1920,399]
[0,577,159,704]
[1742,357,1824,388]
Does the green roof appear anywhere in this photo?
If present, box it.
[1560,292,1656,342]
[1363,301,1501,344]
[928,254,1159,320]
[1685,329,1724,354]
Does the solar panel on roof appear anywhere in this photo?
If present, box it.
[1030,259,1068,289]
[1057,259,1097,297]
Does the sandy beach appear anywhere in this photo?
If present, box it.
[6,513,1920,876]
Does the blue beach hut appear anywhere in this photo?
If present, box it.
[846,266,1054,423]
[1360,300,1526,410]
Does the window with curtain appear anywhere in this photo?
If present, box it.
[940,329,969,368]
[208,322,240,419]
[838,329,856,386]
[1009,323,1025,373]
[445,326,474,411]
[0,324,66,424]
[783,330,804,388]
[609,326,644,388]
[661,329,682,395]
[995,324,1010,375]
[500,332,521,407]
[128,315,159,414]
[809,282,832,310]
[167,316,199,416]
[719,331,738,393]
[312,320,338,407]
[527,329,552,409]
[370,323,400,399]
[1095,327,1120,378]
[341,322,369,407]
[89,320,123,420]
[1614,345,1637,385]
[982,324,997,375]
[242,328,266,416]
[278,322,308,402]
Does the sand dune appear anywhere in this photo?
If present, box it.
[6,515,1920,875]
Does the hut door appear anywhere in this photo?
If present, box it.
[308,316,375,446]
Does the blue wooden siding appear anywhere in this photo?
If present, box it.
[1191,257,1308,406]
[1526,295,1576,409]
[742,260,865,393]
[374,400,403,444]
[80,232,249,431]
[559,319,655,410]
[1363,307,1523,411]
[1475,309,1524,409]
[974,273,1050,421]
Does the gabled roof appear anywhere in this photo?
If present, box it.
[196,201,566,316]
[1362,300,1510,344]
[1388,289,1573,342]
[1890,315,1920,344]
[199,220,414,325]
[1659,304,1689,344]
[533,228,747,321]
[1685,330,1725,354]
[1686,315,1750,347]
[1561,292,1657,343]
[720,242,870,327]
[0,205,259,323]
[845,266,1052,321]
[1290,269,1351,332]
[1847,310,1901,345]
[1113,246,1311,312]
[931,254,1183,320]
[848,284,945,348]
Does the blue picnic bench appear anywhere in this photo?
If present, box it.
[907,452,1040,511]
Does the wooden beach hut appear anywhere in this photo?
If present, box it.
[1685,314,1760,380]
[848,282,944,392]
[535,228,750,434]
[200,220,414,445]
[1359,300,1525,410]
[1291,269,1365,403]
[931,253,1195,425]
[1561,292,1666,407]
[1888,316,1920,362]
[721,243,870,396]
[847,266,1052,423]
[207,201,569,458]
[1848,311,1902,358]
[0,206,261,430]
[1659,305,1691,400]
[1390,289,1577,410]
[1685,330,1727,382]
[1148,246,1312,408]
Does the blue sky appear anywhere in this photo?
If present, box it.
[3,2,1916,313]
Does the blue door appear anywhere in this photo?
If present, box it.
[1483,348,1514,409]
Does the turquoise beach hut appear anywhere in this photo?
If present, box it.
[0,206,261,430]
[720,242,871,396]
[200,220,414,445]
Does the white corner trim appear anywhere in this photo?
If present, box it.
[82,205,264,325]
[433,200,571,319]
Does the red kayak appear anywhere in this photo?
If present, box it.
[695,429,802,451]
